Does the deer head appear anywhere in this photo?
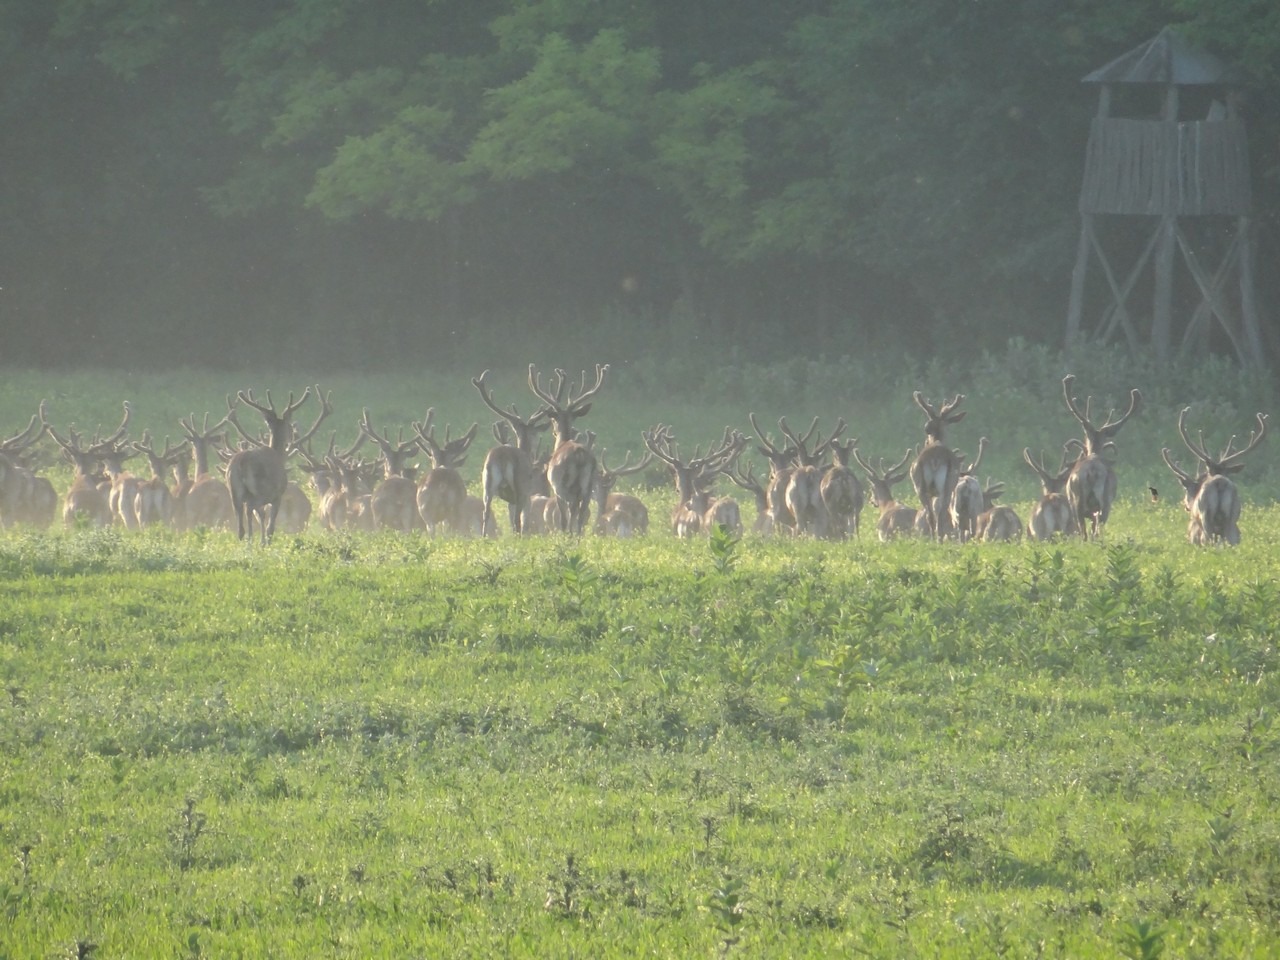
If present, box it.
[527,364,609,447]
[913,393,966,445]
[1061,375,1141,457]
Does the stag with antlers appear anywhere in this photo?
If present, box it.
[414,409,479,536]
[527,364,609,535]
[592,448,653,537]
[42,405,124,528]
[642,424,743,538]
[176,412,235,531]
[1022,446,1078,541]
[947,437,989,544]
[852,447,918,541]
[748,413,801,536]
[1162,407,1266,545]
[0,406,56,529]
[132,431,188,527]
[224,387,324,544]
[473,370,551,536]
[779,416,841,539]
[358,410,422,532]
[1061,375,1141,540]
[821,436,865,540]
[910,393,967,540]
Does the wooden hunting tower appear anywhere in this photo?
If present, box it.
[1065,26,1263,367]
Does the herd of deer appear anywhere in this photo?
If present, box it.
[0,366,1267,547]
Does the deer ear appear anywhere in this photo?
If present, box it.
[575,402,594,418]
[948,411,968,424]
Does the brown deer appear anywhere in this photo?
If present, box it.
[1161,407,1266,546]
[947,437,989,543]
[852,447,918,541]
[527,364,609,535]
[821,437,866,540]
[414,409,479,536]
[1061,375,1142,539]
[132,431,188,527]
[177,412,235,531]
[780,416,841,539]
[748,412,801,536]
[910,392,967,540]
[642,425,743,538]
[974,482,1021,542]
[224,387,320,544]
[472,370,551,536]
[592,448,653,537]
[359,410,422,532]
[725,460,773,535]
[0,407,56,529]
[41,409,115,529]
[1022,446,1078,541]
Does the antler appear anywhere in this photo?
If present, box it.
[474,369,549,433]
[527,364,609,415]
[1177,407,1266,477]
[959,437,989,476]
[1062,375,1141,455]
[748,412,799,467]
[1,407,47,453]
[851,447,914,484]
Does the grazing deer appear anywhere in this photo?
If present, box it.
[1061,375,1141,539]
[224,387,321,544]
[473,370,551,536]
[1161,407,1266,546]
[132,431,188,527]
[527,364,609,535]
[910,393,967,540]
[947,437,989,543]
[592,448,653,537]
[821,437,866,540]
[359,410,422,532]
[748,413,801,536]
[642,425,743,538]
[852,447,918,541]
[414,409,479,536]
[1022,447,1078,541]
[0,407,56,529]
[177,412,235,531]
[41,410,115,528]
[780,416,841,539]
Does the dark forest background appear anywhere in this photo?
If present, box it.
[2,0,1278,371]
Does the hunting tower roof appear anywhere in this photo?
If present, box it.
[1082,26,1244,86]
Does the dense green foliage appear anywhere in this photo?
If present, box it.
[1,355,1278,956]
[2,1,1278,367]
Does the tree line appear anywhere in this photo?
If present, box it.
[1,0,1277,369]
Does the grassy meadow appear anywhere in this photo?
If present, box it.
[1,346,1279,958]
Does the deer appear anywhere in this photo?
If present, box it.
[726,459,773,535]
[974,481,1022,542]
[359,410,422,532]
[414,409,479,536]
[947,437,989,543]
[224,387,323,544]
[0,406,56,529]
[852,447,918,542]
[527,364,609,535]
[41,408,116,529]
[177,412,235,531]
[132,431,188,527]
[821,436,866,540]
[1161,407,1266,546]
[592,448,653,537]
[748,412,801,536]
[780,416,841,539]
[473,369,552,536]
[1061,375,1142,539]
[910,392,967,540]
[1022,446,1078,541]
[642,425,743,538]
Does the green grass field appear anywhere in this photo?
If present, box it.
[2,353,1278,957]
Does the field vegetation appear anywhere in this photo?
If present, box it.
[1,345,1278,957]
